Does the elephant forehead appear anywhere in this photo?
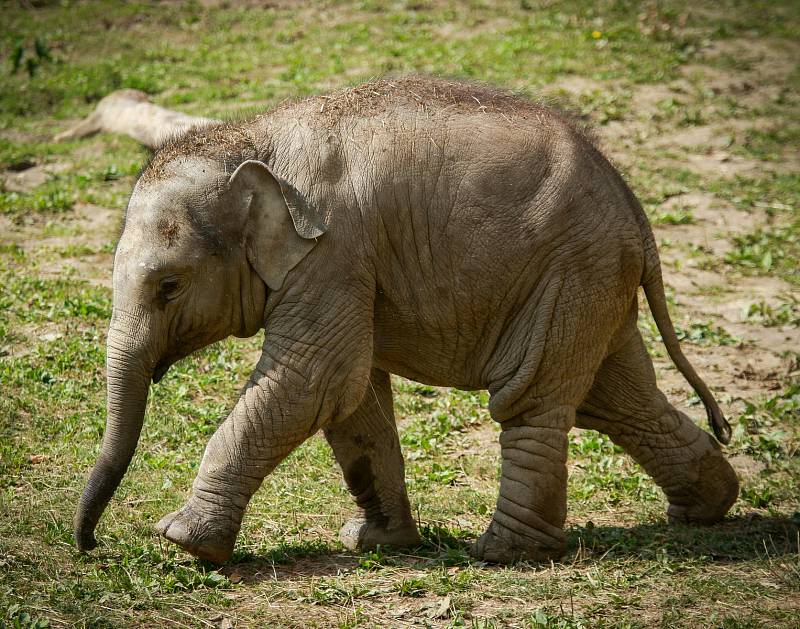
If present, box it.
[128,156,227,222]
[119,162,223,261]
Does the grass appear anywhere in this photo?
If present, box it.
[0,187,74,218]
[1,0,799,627]
[744,298,800,328]
[653,206,694,225]
[725,222,800,285]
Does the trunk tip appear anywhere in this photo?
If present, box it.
[74,512,99,552]
[75,531,98,552]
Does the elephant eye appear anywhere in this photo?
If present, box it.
[158,277,183,301]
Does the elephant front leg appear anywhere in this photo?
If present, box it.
[156,310,373,563]
[324,368,420,551]
[473,406,574,564]
[155,377,310,563]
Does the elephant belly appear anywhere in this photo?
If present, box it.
[371,293,496,390]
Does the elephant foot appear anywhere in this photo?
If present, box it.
[471,521,564,564]
[339,515,421,551]
[155,500,238,564]
[667,451,739,525]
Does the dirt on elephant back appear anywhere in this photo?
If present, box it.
[142,75,600,183]
[270,75,599,142]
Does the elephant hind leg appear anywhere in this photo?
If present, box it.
[473,400,577,564]
[478,271,636,564]
[324,368,421,551]
[576,327,738,524]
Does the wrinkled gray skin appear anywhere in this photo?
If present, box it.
[75,78,739,564]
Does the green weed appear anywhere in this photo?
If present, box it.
[0,188,73,217]
[653,206,695,225]
[735,382,800,463]
[654,97,705,126]
[744,298,800,327]
[674,321,739,346]
[725,222,799,284]
[9,37,53,78]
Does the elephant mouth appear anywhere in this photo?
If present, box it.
[152,361,170,384]
[152,347,192,383]
[152,358,176,383]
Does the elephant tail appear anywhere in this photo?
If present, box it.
[640,231,733,445]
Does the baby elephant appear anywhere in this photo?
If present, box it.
[74,77,739,564]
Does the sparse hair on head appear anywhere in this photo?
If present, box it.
[139,121,259,184]
[131,122,258,253]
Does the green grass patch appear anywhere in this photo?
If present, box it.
[725,221,799,284]
[653,206,695,225]
[744,297,800,328]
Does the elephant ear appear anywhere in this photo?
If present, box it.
[228,160,328,291]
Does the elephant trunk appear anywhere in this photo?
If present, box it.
[75,310,154,551]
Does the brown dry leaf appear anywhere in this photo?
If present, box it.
[428,595,451,619]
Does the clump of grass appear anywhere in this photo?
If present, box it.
[705,173,800,213]
[654,96,705,126]
[737,125,800,162]
[674,321,739,346]
[744,298,800,327]
[0,188,74,218]
[579,89,631,123]
[633,166,700,220]
[3,605,51,629]
[725,222,799,284]
[9,37,53,78]
[735,382,800,464]
[654,206,695,225]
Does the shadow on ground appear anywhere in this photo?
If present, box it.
[569,513,800,561]
[220,514,800,584]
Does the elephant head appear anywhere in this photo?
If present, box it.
[74,156,327,551]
